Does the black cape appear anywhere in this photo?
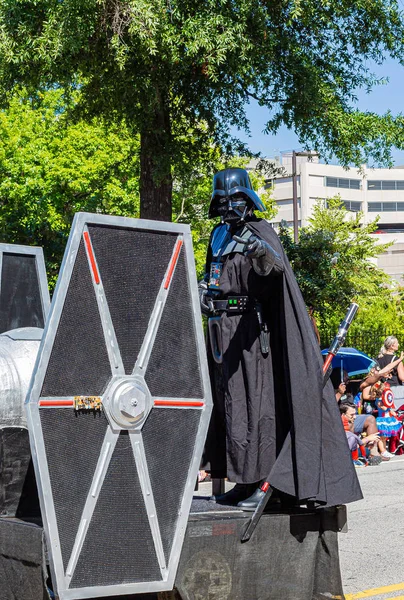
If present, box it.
[204,218,362,507]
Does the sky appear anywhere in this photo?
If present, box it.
[235,58,404,166]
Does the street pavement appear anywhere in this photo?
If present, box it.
[340,455,404,600]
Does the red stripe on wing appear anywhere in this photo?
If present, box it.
[83,231,100,284]
[154,400,204,408]
[164,239,183,290]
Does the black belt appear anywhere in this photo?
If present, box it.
[211,296,250,314]
[209,297,269,356]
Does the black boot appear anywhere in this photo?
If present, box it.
[237,487,266,511]
[237,481,282,512]
[215,483,256,506]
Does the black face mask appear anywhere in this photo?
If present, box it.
[218,198,250,225]
[216,198,229,218]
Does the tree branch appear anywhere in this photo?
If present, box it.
[236,80,283,104]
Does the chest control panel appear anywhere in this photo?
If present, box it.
[227,296,249,311]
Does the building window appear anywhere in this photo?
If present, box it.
[349,179,361,190]
[368,201,404,212]
[309,197,360,211]
[326,177,338,187]
[325,176,361,189]
[275,177,294,185]
[368,180,404,190]
[275,198,300,207]
[342,200,362,212]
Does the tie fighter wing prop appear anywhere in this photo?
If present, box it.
[26,213,212,599]
[0,243,50,333]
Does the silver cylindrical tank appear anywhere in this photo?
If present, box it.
[0,327,42,517]
[0,327,42,428]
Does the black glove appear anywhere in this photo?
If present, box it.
[244,236,267,259]
[232,234,282,276]
[233,234,265,258]
[198,280,214,316]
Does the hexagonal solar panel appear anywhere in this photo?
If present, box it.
[26,213,212,599]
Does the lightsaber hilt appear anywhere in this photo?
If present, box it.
[323,302,359,376]
[327,302,358,357]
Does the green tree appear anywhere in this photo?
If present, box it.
[278,196,394,331]
[320,292,404,357]
[0,87,274,286]
[1,0,404,219]
[0,88,140,288]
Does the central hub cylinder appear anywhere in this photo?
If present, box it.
[105,375,152,430]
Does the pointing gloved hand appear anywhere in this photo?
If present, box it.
[233,235,267,259]
[232,234,282,276]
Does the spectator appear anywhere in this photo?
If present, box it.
[377,338,404,405]
[330,369,349,402]
[361,355,404,455]
[373,381,402,457]
[329,370,383,463]
[339,396,384,465]
[359,357,403,413]
[332,368,387,464]
[339,403,381,466]
[198,470,211,483]
[359,355,404,393]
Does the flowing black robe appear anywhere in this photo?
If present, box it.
[204,218,362,507]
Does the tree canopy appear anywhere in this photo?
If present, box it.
[0,88,140,287]
[0,87,275,287]
[278,196,400,336]
[1,0,404,219]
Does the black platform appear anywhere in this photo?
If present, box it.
[0,498,346,600]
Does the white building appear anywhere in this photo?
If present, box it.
[264,154,404,284]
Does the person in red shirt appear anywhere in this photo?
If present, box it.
[340,403,381,466]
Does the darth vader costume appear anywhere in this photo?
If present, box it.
[200,168,362,509]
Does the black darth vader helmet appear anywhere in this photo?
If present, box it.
[208,168,265,219]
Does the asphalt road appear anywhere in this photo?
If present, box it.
[339,456,404,600]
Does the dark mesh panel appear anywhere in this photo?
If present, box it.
[41,240,111,396]
[71,431,161,587]
[40,409,108,570]
[0,253,44,332]
[145,251,203,398]
[88,225,177,373]
[142,409,201,562]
